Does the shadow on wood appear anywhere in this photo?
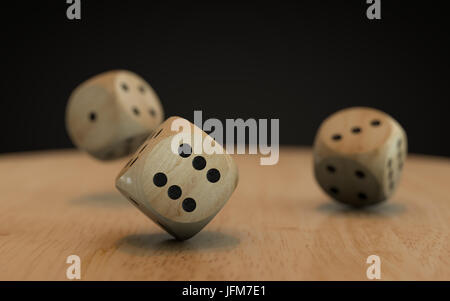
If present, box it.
[316,200,406,218]
[116,231,240,255]
[69,192,131,208]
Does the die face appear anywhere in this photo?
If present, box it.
[313,107,407,207]
[116,117,239,239]
[317,107,393,155]
[114,71,164,132]
[382,129,408,198]
[65,70,164,160]
[115,117,178,179]
[66,79,119,156]
[314,156,383,206]
[140,135,237,223]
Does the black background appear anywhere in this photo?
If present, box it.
[1,1,449,156]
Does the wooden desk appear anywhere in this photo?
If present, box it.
[0,148,449,280]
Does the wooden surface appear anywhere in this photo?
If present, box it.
[0,148,449,280]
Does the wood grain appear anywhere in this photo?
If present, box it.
[0,148,449,280]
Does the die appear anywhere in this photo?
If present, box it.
[65,70,164,160]
[313,107,407,207]
[115,116,239,240]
